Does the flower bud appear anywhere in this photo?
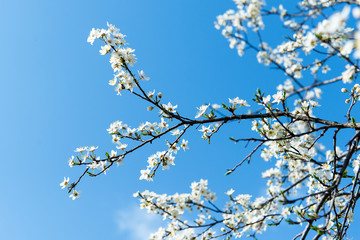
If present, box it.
[353,8,360,18]
[158,92,163,98]
[147,106,154,111]
[345,98,351,104]
[341,88,348,93]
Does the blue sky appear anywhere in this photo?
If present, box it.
[1,0,359,239]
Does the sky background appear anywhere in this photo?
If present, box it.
[1,0,359,239]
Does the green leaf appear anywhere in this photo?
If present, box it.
[285,219,296,225]
[351,117,357,127]
[310,225,319,231]
[222,103,228,110]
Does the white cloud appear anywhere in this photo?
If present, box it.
[115,204,163,240]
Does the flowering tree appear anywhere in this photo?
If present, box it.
[61,0,360,239]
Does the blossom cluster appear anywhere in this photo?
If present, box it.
[89,23,152,96]
[135,180,218,239]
